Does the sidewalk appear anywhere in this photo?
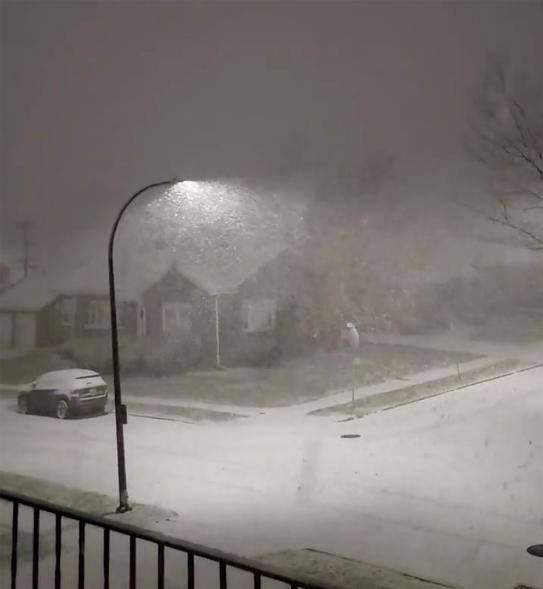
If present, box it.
[122,394,262,417]
[119,355,518,422]
[271,356,498,418]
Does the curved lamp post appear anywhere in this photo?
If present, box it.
[108,178,180,512]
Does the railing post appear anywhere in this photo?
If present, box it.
[54,514,62,589]
[157,544,165,589]
[103,528,110,589]
[129,535,136,589]
[187,552,195,589]
[10,502,18,589]
[32,507,39,589]
[219,561,227,589]
[78,521,85,589]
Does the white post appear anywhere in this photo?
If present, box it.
[215,294,221,368]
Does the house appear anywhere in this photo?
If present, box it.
[0,262,10,292]
[405,237,543,330]
[0,272,139,351]
[0,275,51,350]
[140,247,321,367]
[0,246,321,367]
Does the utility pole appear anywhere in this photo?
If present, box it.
[19,221,36,279]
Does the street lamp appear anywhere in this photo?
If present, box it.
[527,544,543,558]
[108,178,181,512]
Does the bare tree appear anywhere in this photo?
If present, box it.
[301,157,442,336]
[466,57,543,248]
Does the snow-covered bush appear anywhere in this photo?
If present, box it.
[61,335,144,374]
[139,335,203,375]
[61,336,114,372]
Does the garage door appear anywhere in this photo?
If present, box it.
[0,313,12,349]
[14,313,37,350]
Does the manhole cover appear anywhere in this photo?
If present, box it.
[527,544,543,557]
[340,434,360,439]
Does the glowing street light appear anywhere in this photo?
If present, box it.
[108,177,276,512]
[108,178,182,513]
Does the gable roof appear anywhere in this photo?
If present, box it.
[0,274,59,312]
[0,243,291,311]
[421,237,543,285]
[168,243,289,295]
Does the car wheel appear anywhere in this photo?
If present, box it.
[55,399,70,420]
[17,396,29,414]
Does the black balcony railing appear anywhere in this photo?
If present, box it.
[1,489,335,589]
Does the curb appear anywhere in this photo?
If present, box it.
[379,361,543,414]
[312,361,542,419]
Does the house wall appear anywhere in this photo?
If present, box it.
[75,295,138,339]
[37,299,64,346]
[219,253,321,365]
[476,263,543,309]
[139,257,320,369]
[216,294,277,365]
[36,295,138,347]
[0,311,37,350]
[0,312,13,348]
[142,268,215,343]
[0,265,10,291]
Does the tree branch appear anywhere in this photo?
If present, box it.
[456,199,543,249]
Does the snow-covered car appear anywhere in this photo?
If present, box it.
[17,369,108,419]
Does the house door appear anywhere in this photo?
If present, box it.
[0,313,12,349]
[14,313,37,350]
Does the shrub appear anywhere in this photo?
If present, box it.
[0,349,76,384]
[61,336,113,372]
[139,335,203,375]
[61,335,144,374]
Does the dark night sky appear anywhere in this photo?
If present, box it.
[1,0,541,268]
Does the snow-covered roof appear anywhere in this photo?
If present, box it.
[421,237,543,285]
[0,244,290,310]
[170,243,289,294]
[0,274,59,311]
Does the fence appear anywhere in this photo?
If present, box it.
[1,488,335,589]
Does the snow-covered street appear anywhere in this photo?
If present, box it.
[1,366,543,588]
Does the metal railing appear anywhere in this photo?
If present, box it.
[1,488,336,589]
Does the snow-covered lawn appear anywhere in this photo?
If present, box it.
[0,365,542,588]
[0,343,475,410]
[311,358,525,418]
[111,344,475,408]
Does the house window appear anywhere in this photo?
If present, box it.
[162,302,192,336]
[242,299,277,333]
[60,297,76,326]
[86,300,110,329]
[117,302,127,329]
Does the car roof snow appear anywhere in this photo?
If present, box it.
[33,369,101,387]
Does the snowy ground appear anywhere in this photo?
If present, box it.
[364,325,543,364]
[1,359,543,588]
